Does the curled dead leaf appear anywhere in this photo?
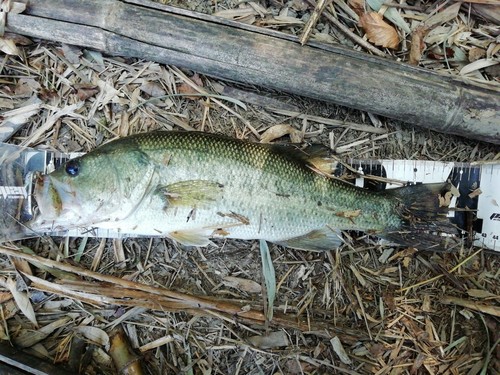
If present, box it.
[260,124,303,143]
[177,83,199,100]
[348,0,365,17]
[359,12,399,49]
[469,47,486,63]
[409,25,429,65]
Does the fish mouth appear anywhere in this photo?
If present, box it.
[34,174,78,220]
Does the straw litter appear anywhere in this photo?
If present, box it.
[0,0,499,373]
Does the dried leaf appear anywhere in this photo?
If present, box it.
[177,82,199,100]
[330,336,352,364]
[247,2,269,17]
[359,12,399,49]
[248,331,289,349]
[0,38,20,56]
[424,2,461,28]
[348,0,365,16]
[335,209,361,219]
[42,298,74,310]
[260,240,275,321]
[0,291,12,304]
[85,50,105,67]
[409,25,429,65]
[468,188,482,198]
[74,326,110,349]
[4,1,26,13]
[422,294,432,312]
[10,257,32,276]
[366,0,411,33]
[260,124,303,143]
[291,0,309,12]
[74,84,100,101]
[0,97,42,137]
[460,59,499,76]
[2,33,32,46]
[213,7,257,20]
[467,288,498,299]
[14,78,40,96]
[222,276,261,293]
[60,44,82,64]
[472,3,500,24]
[140,81,167,97]
[469,47,486,63]
[96,78,123,106]
[4,277,37,327]
[0,323,7,340]
[14,317,72,348]
[191,73,204,88]
[260,16,304,26]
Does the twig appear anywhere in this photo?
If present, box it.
[0,245,371,343]
[399,248,483,292]
[304,0,388,58]
[269,108,387,134]
[299,0,329,45]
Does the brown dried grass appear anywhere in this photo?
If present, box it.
[0,0,499,374]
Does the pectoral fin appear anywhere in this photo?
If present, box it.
[274,227,343,251]
[168,228,211,247]
[159,180,224,207]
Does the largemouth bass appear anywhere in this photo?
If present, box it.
[32,131,454,250]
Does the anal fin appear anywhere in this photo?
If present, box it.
[168,228,211,247]
[274,227,343,251]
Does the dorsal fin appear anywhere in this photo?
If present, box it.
[271,143,338,175]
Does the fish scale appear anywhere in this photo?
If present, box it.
[28,131,452,250]
[131,132,397,233]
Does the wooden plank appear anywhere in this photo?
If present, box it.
[6,0,499,144]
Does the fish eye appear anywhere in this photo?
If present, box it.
[65,160,80,177]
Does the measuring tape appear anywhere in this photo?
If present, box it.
[1,143,499,252]
[341,159,500,251]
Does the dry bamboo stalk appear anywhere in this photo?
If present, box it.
[4,0,499,144]
[0,246,367,343]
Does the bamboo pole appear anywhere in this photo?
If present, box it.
[5,0,500,143]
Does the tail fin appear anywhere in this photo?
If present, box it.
[381,183,460,251]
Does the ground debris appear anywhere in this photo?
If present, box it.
[0,0,498,373]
